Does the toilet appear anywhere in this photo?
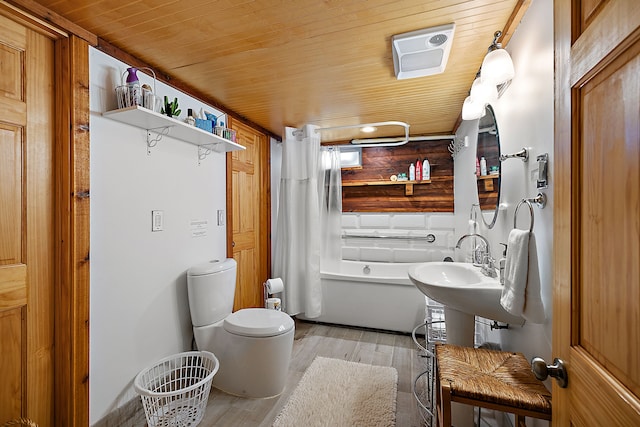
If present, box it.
[186,258,294,398]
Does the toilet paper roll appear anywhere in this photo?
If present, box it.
[265,278,284,294]
[266,297,281,311]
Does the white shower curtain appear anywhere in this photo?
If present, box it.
[274,125,323,318]
[319,147,342,272]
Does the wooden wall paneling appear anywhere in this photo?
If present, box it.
[54,34,90,427]
[340,140,454,212]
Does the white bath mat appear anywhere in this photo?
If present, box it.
[273,356,397,427]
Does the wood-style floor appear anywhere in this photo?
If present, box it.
[199,319,428,427]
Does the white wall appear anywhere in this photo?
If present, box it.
[89,48,228,424]
[454,0,554,369]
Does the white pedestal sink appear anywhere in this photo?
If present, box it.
[408,262,524,336]
[408,262,525,427]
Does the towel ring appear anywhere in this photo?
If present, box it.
[513,193,546,232]
[514,199,534,232]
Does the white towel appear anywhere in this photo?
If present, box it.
[522,233,545,323]
[500,230,546,323]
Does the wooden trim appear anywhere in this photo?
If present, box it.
[226,152,233,258]
[2,3,90,423]
[500,0,534,47]
[3,0,96,45]
[262,136,272,279]
[96,37,280,142]
[0,0,67,39]
[552,1,572,426]
[54,34,90,427]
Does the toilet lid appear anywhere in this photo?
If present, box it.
[224,308,294,337]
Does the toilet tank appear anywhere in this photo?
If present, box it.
[187,258,237,327]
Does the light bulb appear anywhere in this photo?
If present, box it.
[480,48,515,85]
[470,77,498,104]
[461,96,486,121]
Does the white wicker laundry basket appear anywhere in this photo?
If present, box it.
[134,351,219,427]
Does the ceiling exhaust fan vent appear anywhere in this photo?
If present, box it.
[392,23,456,80]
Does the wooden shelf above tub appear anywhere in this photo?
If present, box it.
[342,180,431,196]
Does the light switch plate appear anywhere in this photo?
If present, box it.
[152,210,164,231]
[217,210,225,226]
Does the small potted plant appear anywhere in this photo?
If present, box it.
[161,96,181,118]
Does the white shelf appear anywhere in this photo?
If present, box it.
[102,106,245,153]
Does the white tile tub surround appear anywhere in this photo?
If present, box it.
[341,213,455,263]
[390,214,426,229]
[359,214,391,228]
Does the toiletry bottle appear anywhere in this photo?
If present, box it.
[409,162,415,181]
[422,158,430,180]
[124,67,141,106]
[476,157,481,176]
[415,158,422,181]
[499,243,507,285]
[185,108,196,126]
[480,156,488,176]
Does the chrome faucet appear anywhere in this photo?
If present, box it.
[455,234,497,278]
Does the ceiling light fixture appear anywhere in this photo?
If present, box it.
[392,23,456,80]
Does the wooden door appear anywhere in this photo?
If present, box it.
[554,0,640,425]
[0,13,55,425]
[227,118,270,310]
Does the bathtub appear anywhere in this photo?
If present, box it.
[300,260,428,333]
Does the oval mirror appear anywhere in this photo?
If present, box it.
[475,104,501,228]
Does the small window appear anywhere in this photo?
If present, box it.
[339,146,362,168]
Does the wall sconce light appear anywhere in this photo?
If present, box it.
[461,30,515,121]
[470,74,498,105]
[461,96,486,121]
[480,31,515,85]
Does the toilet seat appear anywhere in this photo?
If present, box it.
[224,308,294,338]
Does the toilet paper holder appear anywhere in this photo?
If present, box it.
[263,278,284,310]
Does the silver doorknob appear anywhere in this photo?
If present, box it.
[531,357,568,388]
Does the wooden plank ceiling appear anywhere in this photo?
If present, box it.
[33,0,524,141]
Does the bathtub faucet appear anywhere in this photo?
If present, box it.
[455,234,497,278]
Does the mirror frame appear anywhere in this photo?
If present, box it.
[475,104,501,229]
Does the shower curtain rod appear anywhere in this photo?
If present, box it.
[350,134,455,147]
[290,121,454,148]
[291,121,409,137]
